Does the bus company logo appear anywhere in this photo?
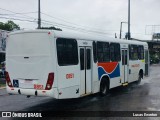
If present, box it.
[66,73,74,79]
[2,112,11,117]
[131,64,140,67]
[83,42,88,45]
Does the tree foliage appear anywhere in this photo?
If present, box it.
[0,20,20,31]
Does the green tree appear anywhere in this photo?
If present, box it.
[0,20,20,31]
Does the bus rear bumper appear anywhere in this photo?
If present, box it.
[6,86,59,99]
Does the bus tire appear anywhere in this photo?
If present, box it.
[100,78,109,96]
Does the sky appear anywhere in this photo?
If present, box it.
[0,0,160,40]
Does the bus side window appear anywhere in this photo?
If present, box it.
[129,45,138,60]
[110,43,121,62]
[110,44,115,61]
[92,41,97,63]
[138,45,144,60]
[97,42,110,62]
[56,38,78,66]
[116,44,121,61]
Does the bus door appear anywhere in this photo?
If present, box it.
[122,49,128,84]
[79,47,92,95]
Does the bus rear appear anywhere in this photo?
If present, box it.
[6,30,58,98]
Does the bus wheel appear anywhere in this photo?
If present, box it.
[100,78,109,96]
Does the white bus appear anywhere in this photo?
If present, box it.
[6,30,149,99]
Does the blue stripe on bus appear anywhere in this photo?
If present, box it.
[98,63,120,80]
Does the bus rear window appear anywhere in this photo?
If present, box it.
[56,38,78,66]
[7,33,50,56]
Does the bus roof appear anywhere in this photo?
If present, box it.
[9,30,148,46]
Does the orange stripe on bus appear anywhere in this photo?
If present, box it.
[98,62,118,73]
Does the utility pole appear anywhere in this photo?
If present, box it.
[128,0,131,40]
[38,0,41,29]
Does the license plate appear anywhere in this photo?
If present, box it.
[34,84,44,90]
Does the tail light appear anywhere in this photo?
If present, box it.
[45,73,54,90]
[5,71,13,87]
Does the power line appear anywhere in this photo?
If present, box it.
[0,7,37,20]
[41,20,114,35]
[0,16,115,35]
[0,7,117,35]
[0,15,111,35]
[0,16,37,23]
[0,14,37,21]
[41,12,119,32]
[0,12,37,16]
[41,13,119,35]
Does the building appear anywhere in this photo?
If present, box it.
[133,34,160,64]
